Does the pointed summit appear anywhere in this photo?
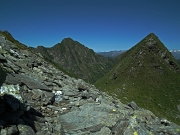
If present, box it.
[95,33,180,125]
[61,37,75,43]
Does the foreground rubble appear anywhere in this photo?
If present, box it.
[0,34,180,135]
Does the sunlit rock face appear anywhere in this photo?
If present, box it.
[0,32,180,135]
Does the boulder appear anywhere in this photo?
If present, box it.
[5,73,51,92]
[0,84,22,101]
[128,101,139,110]
[18,125,36,135]
[0,67,7,85]
[6,125,19,135]
[0,54,6,62]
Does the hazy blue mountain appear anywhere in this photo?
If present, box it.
[97,50,126,58]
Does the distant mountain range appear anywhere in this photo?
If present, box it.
[97,50,126,58]
[170,49,180,60]
[98,49,180,60]
[95,33,180,125]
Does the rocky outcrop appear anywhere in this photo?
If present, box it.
[0,33,180,135]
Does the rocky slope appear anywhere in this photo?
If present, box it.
[95,33,180,125]
[31,38,116,84]
[0,32,180,135]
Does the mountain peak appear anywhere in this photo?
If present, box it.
[145,32,158,38]
[95,33,180,125]
[0,30,13,38]
[61,37,74,43]
[148,32,156,36]
[33,37,116,83]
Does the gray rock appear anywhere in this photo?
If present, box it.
[0,54,6,62]
[0,67,7,85]
[44,81,54,86]
[111,120,129,135]
[63,90,78,97]
[59,103,119,131]
[5,73,51,91]
[47,105,63,111]
[18,125,36,135]
[93,126,111,135]
[10,49,19,57]
[5,74,22,84]
[0,36,6,44]
[84,124,103,132]
[78,84,88,91]
[63,95,69,100]
[53,124,65,135]
[0,84,22,101]
[128,101,139,110]
[0,129,7,135]
[7,125,19,135]
[2,44,11,51]
[42,90,55,104]
[35,116,47,123]
[81,90,89,99]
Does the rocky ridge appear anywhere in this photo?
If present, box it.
[0,33,180,135]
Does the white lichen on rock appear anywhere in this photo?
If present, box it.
[0,84,22,101]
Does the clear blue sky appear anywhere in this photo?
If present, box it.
[1,0,180,51]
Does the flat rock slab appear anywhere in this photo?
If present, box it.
[59,103,119,132]
[5,73,51,91]
[17,125,36,135]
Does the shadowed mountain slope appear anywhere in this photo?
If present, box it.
[32,38,116,83]
[95,33,180,125]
